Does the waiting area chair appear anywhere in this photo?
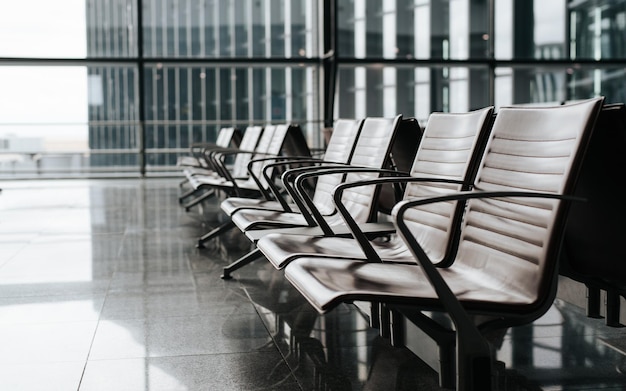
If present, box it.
[230,115,421,234]
[190,123,312,246]
[183,123,307,213]
[256,106,495,270]
[218,115,422,278]
[179,125,264,208]
[220,118,364,216]
[280,97,604,390]
[194,118,363,249]
[176,126,242,169]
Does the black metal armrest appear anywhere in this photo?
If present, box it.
[201,145,241,171]
[243,153,288,200]
[332,176,467,262]
[208,148,256,181]
[190,142,214,161]
[259,157,333,212]
[293,167,410,235]
[280,162,352,198]
[276,163,356,223]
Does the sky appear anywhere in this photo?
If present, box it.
[0,0,88,148]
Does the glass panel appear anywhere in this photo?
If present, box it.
[494,65,625,108]
[291,0,316,58]
[234,0,251,56]
[291,67,317,127]
[396,0,415,59]
[336,64,489,121]
[494,66,566,106]
[88,0,138,57]
[142,0,317,59]
[0,65,140,178]
[337,0,489,60]
[271,68,286,120]
[142,64,319,172]
[569,0,626,60]
[568,67,626,103]
[219,1,233,57]
[88,65,139,171]
[0,0,88,58]
[270,0,286,57]
[365,0,383,58]
[495,0,567,60]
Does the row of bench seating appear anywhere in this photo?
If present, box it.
[176,97,623,390]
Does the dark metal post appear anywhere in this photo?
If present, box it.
[137,0,146,176]
[323,0,338,128]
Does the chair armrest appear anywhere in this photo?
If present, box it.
[261,156,330,205]
[332,177,467,262]
[200,145,240,171]
[293,167,410,235]
[280,162,352,198]
[276,163,356,225]
[190,143,214,161]
[259,157,329,212]
[392,190,583,387]
[243,153,287,200]
[207,148,256,180]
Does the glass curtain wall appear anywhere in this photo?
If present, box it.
[335,0,491,122]
[0,0,320,178]
[334,0,626,123]
[1,0,625,178]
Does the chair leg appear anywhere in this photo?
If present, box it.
[378,303,391,339]
[182,189,215,211]
[390,308,404,347]
[196,220,235,248]
[221,248,264,280]
[606,291,623,327]
[586,285,602,318]
[178,187,199,204]
[456,331,494,391]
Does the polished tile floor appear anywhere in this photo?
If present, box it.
[0,178,625,390]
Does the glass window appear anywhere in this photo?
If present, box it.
[140,63,319,171]
[0,0,94,58]
[142,0,317,59]
[337,0,489,60]
[495,0,567,60]
[336,64,490,121]
[1,0,624,179]
[494,64,626,108]
[494,66,566,107]
[0,65,140,177]
[569,0,626,60]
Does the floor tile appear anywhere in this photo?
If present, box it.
[0,361,86,391]
[80,352,300,391]
[89,314,274,360]
[0,321,98,364]
[0,294,104,323]
[100,289,257,320]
